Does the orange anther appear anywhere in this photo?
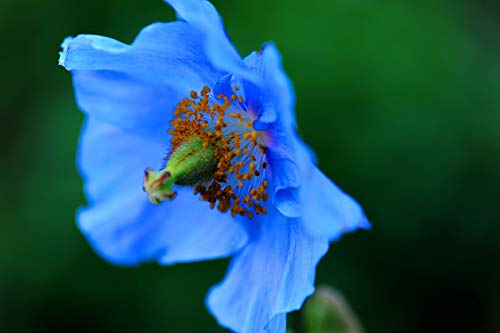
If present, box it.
[169,85,268,218]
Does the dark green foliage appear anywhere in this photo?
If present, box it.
[1,0,499,332]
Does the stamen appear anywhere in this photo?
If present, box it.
[159,85,269,219]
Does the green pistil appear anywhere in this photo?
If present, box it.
[143,137,218,204]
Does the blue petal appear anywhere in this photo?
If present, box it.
[164,0,258,82]
[60,21,226,140]
[77,117,166,204]
[242,44,369,233]
[249,43,296,130]
[157,197,249,265]
[241,44,303,218]
[265,314,286,333]
[78,118,247,265]
[265,141,302,217]
[272,187,301,219]
[213,74,233,98]
[206,208,329,333]
[300,164,371,241]
[72,70,176,143]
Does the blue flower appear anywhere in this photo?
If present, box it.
[59,0,370,332]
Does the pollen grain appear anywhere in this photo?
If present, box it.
[169,86,268,219]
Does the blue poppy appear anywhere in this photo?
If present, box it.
[59,0,369,332]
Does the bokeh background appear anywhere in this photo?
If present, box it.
[1,0,499,332]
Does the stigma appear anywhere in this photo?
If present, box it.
[143,86,268,219]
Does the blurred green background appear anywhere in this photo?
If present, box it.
[1,0,499,332]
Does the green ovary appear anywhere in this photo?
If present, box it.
[143,137,218,204]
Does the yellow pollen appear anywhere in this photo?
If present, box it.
[168,85,268,219]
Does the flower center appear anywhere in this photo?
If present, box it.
[143,86,268,219]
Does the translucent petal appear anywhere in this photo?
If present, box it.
[164,0,257,82]
[78,118,248,265]
[265,314,286,333]
[60,21,225,140]
[207,208,329,333]
[239,44,304,217]
[300,164,371,241]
